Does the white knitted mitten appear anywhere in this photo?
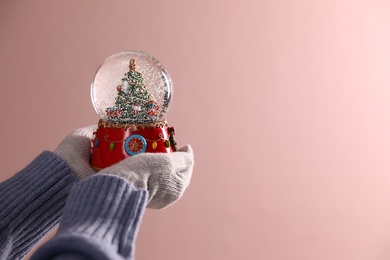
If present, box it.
[54,126,97,179]
[99,145,194,209]
[56,126,194,209]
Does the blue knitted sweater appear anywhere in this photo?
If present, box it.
[0,151,147,260]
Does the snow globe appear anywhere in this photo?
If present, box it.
[90,51,177,170]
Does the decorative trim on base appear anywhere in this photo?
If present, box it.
[98,119,168,131]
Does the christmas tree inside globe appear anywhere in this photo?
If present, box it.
[91,51,177,170]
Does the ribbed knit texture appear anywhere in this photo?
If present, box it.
[0,151,77,260]
[31,175,148,260]
[101,145,194,209]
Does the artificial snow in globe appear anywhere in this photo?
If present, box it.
[91,51,173,124]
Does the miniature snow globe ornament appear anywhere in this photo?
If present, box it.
[91,51,177,170]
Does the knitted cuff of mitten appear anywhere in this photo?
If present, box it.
[0,151,77,259]
[30,175,147,260]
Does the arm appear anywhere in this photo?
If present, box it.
[0,152,77,259]
[0,126,96,259]
[30,145,194,260]
[30,174,147,260]
[0,122,193,259]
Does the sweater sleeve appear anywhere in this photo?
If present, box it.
[30,174,148,260]
[0,151,78,260]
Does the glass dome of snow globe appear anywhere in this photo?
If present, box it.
[91,51,173,124]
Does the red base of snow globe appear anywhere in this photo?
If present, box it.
[91,119,177,170]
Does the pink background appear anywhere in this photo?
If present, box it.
[1,0,390,259]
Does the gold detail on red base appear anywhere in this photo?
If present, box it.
[98,119,168,131]
[92,165,102,171]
